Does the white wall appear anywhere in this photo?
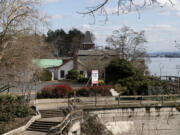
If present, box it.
[57,60,87,80]
[58,60,73,80]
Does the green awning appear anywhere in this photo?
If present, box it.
[33,59,62,68]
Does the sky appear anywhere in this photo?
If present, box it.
[40,0,180,53]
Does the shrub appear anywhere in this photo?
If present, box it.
[66,70,79,80]
[76,85,112,97]
[37,84,73,98]
[40,70,52,81]
[78,75,89,83]
[0,113,13,122]
[37,86,54,98]
[0,94,31,122]
[14,105,30,117]
[53,85,73,98]
[105,58,150,95]
[98,80,105,85]
[76,87,90,97]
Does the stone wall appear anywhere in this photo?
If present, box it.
[88,107,180,135]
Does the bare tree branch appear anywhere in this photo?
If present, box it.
[78,0,174,23]
[0,0,48,64]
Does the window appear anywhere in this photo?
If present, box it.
[61,70,65,78]
[80,71,84,75]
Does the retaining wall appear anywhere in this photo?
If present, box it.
[88,107,180,135]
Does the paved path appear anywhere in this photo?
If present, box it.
[21,131,47,135]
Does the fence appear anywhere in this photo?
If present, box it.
[72,95,180,108]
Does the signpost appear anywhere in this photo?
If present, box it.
[92,70,98,85]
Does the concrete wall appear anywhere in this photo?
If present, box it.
[31,99,68,110]
[68,121,81,135]
[88,107,180,135]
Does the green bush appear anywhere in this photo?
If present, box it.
[0,94,31,122]
[66,70,79,80]
[0,113,13,122]
[76,85,112,97]
[98,80,105,85]
[105,58,136,84]
[106,58,149,95]
[0,94,31,134]
[40,70,52,81]
[78,75,88,83]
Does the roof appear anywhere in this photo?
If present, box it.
[83,31,93,44]
[33,59,63,68]
[78,49,117,56]
[54,59,87,69]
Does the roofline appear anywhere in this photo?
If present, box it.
[52,59,87,70]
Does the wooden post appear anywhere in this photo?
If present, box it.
[68,96,69,108]
[118,95,120,105]
[140,96,143,105]
[95,92,97,106]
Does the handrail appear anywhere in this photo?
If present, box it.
[48,98,83,135]
[0,84,14,93]
[116,94,180,98]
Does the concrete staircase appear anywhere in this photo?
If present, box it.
[27,120,59,133]
[26,109,68,133]
[39,109,66,118]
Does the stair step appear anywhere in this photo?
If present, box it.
[27,128,49,132]
[32,122,58,124]
[27,120,59,133]
[39,110,65,118]
[28,126,51,129]
[29,124,55,127]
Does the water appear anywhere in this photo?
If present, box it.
[147,57,180,76]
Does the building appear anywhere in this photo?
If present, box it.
[33,59,63,80]
[77,49,117,78]
[82,31,95,50]
[50,58,87,80]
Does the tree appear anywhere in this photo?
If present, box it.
[79,0,174,23]
[105,58,136,83]
[0,0,47,64]
[106,26,147,60]
[106,26,148,74]
[105,58,148,95]
[46,28,85,57]
[0,34,53,82]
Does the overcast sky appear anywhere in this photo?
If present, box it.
[40,0,180,53]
